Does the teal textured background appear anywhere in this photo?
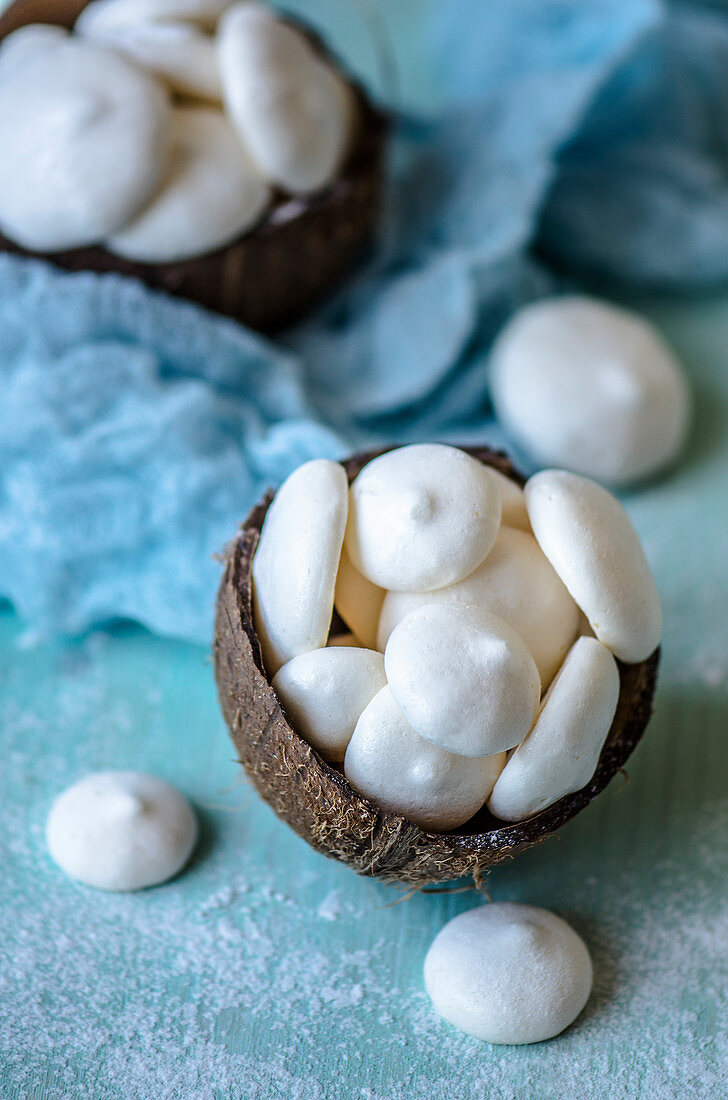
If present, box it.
[1,295,726,1098]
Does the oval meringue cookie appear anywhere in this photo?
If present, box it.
[76,0,233,35]
[0,38,170,251]
[107,106,270,263]
[384,604,541,757]
[46,771,198,891]
[525,469,662,663]
[488,636,620,821]
[344,687,505,832]
[334,546,385,652]
[273,647,386,763]
[489,467,530,531]
[424,903,593,1044]
[253,459,348,675]
[345,444,502,593]
[377,526,580,685]
[77,19,223,102]
[490,296,691,485]
[217,2,355,194]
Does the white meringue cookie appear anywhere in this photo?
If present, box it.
[488,637,620,821]
[334,546,385,651]
[424,903,592,1044]
[76,0,233,35]
[346,445,502,594]
[0,24,68,82]
[385,604,541,757]
[273,647,386,763]
[107,106,270,262]
[253,459,348,675]
[525,470,662,663]
[217,2,354,194]
[78,19,222,102]
[344,687,505,832]
[0,38,169,251]
[46,771,197,891]
[490,296,691,485]
[489,467,530,531]
[377,526,580,685]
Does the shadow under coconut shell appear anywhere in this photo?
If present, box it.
[214,445,661,887]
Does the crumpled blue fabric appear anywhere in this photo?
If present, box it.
[1,0,726,644]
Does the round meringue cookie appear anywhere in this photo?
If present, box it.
[46,771,198,891]
[273,647,386,763]
[76,0,233,35]
[488,637,620,822]
[217,2,355,195]
[334,546,385,652]
[378,526,580,686]
[0,37,169,252]
[0,24,68,82]
[525,470,662,663]
[346,445,502,594]
[424,903,592,1044]
[253,459,348,676]
[77,20,222,102]
[490,296,691,485]
[345,687,505,832]
[107,107,270,263]
[385,604,541,758]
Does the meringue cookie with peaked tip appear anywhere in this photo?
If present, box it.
[217,2,355,194]
[334,546,385,651]
[489,467,530,531]
[525,469,662,663]
[78,19,222,102]
[0,24,68,82]
[344,687,506,831]
[424,903,592,1044]
[76,0,233,34]
[46,771,197,891]
[253,459,348,675]
[490,296,690,485]
[273,646,386,763]
[0,38,169,251]
[377,526,580,685]
[385,604,540,757]
[346,444,502,594]
[488,636,620,821]
[107,107,270,263]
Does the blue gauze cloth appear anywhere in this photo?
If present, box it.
[1,0,726,644]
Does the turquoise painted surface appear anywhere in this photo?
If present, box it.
[0,296,726,1098]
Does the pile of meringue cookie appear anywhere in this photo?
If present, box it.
[0,0,355,261]
[253,444,662,832]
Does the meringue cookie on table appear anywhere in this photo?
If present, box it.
[0,24,68,82]
[77,19,222,102]
[0,38,170,251]
[217,2,355,194]
[76,0,233,35]
[490,296,691,485]
[107,106,270,263]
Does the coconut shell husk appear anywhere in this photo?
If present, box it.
[214,447,660,886]
[0,0,388,332]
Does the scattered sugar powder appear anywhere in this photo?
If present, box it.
[0,613,726,1098]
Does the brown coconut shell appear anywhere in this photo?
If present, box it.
[0,0,388,332]
[214,447,660,886]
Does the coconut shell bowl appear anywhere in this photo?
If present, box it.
[0,0,388,331]
[214,447,660,888]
